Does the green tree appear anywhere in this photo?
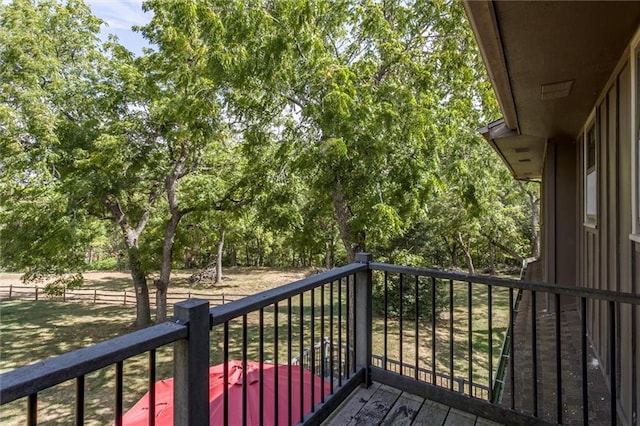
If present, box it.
[0,0,106,287]
[0,0,248,326]
[201,0,501,262]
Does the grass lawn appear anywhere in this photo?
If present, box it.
[0,300,171,425]
[0,268,512,424]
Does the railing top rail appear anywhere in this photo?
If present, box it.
[210,262,367,325]
[0,321,187,405]
[370,262,640,305]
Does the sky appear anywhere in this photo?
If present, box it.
[85,0,152,56]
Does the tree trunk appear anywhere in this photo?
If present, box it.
[489,242,496,275]
[457,232,475,275]
[155,214,181,324]
[155,146,192,324]
[481,232,524,264]
[451,242,458,268]
[104,199,153,329]
[325,240,332,269]
[332,180,365,263]
[529,188,541,258]
[256,237,263,267]
[215,227,225,284]
[128,248,152,329]
[230,248,237,267]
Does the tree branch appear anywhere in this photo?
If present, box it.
[481,232,524,262]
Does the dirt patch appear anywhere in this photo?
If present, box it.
[0,273,24,286]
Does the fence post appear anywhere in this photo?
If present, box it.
[355,252,373,387]
[94,289,97,304]
[35,286,38,301]
[123,291,127,305]
[173,299,210,426]
[63,286,66,302]
[9,284,12,299]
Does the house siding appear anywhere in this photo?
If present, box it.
[574,57,639,425]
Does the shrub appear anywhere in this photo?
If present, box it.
[89,257,118,271]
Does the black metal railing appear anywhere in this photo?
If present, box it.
[370,355,490,399]
[1,254,638,426]
[368,261,640,426]
[0,259,368,426]
[0,321,188,425]
[206,259,369,425]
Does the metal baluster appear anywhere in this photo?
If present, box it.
[384,271,389,370]
[415,275,420,380]
[224,322,229,426]
[260,307,264,425]
[148,349,156,426]
[532,291,538,417]
[509,288,515,409]
[450,279,454,391]
[274,302,279,425]
[555,293,562,424]
[399,273,404,375]
[330,281,335,395]
[243,314,248,426]
[468,281,473,396]
[431,277,437,386]
[338,278,343,386]
[609,301,617,426]
[311,288,315,412]
[488,285,493,401]
[321,283,326,403]
[299,293,304,423]
[288,297,292,426]
[76,375,85,425]
[115,361,123,426]
[27,394,37,426]
[353,273,357,374]
[346,276,350,377]
[581,297,589,426]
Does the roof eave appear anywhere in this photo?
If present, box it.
[462,0,519,132]
[479,119,519,178]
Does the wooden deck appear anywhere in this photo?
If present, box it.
[322,382,504,426]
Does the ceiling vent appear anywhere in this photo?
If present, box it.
[541,80,573,100]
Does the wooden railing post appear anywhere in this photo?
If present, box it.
[355,253,373,387]
[173,299,210,426]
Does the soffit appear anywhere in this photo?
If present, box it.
[496,1,640,139]
[480,119,546,179]
[465,1,640,179]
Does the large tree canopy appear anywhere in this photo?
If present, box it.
[0,0,537,328]
[194,0,503,261]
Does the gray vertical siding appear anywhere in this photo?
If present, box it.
[575,60,638,424]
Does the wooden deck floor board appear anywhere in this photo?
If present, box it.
[475,417,504,426]
[412,399,450,425]
[380,391,424,426]
[442,408,477,425]
[323,382,382,425]
[347,384,402,425]
[321,383,504,426]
